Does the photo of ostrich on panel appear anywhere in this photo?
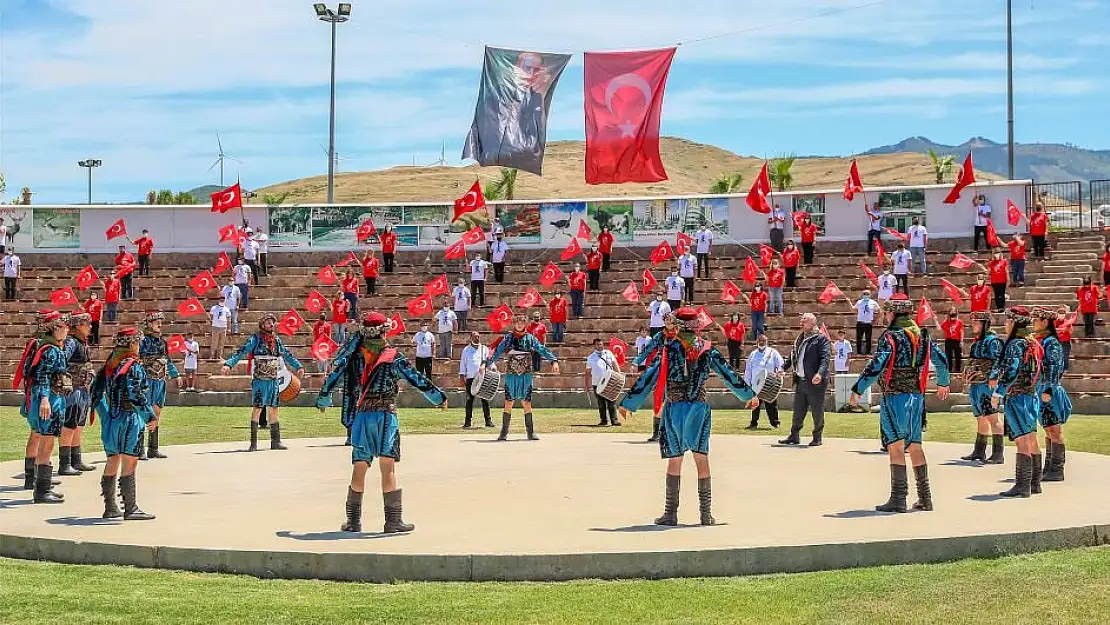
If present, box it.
[540,201,588,241]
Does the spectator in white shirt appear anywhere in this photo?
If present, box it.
[877,270,897,302]
[768,204,787,251]
[452,278,472,331]
[665,269,685,309]
[183,332,200,391]
[458,332,493,428]
[678,251,698,302]
[584,338,621,426]
[486,218,504,259]
[891,243,912,295]
[241,238,261,285]
[220,279,242,334]
[2,248,20,300]
[209,302,231,360]
[743,334,784,429]
[907,217,928,275]
[973,195,992,251]
[833,331,853,373]
[865,204,884,255]
[634,326,652,372]
[851,290,880,355]
[647,295,671,335]
[253,230,270,277]
[435,303,458,359]
[413,323,436,378]
[695,224,713,277]
[490,235,509,283]
[233,258,253,309]
[0,218,7,254]
[469,255,489,308]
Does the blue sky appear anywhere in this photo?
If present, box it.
[1,0,1107,204]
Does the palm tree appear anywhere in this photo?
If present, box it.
[483,168,518,201]
[263,192,290,207]
[155,189,175,204]
[927,149,955,184]
[173,191,197,205]
[146,190,157,205]
[709,172,744,194]
[769,156,796,192]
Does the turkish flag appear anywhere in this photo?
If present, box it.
[949,253,975,270]
[311,335,340,361]
[740,257,759,284]
[276,309,305,336]
[336,251,359,267]
[818,281,844,305]
[177,298,205,317]
[843,159,864,201]
[539,262,564,288]
[50,286,78,307]
[940,278,965,305]
[74,265,99,291]
[1007,199,1024,226]
[621,282,640,303]
[561,237,582,261]
[694,306,714,331]
[317,265,338,286]
[188,270,218,296]
[759,244,775,268]
[747,163,772,214]
[217,223,240,244]
[583,47,676,184]
[609,337,629,368]
[486,304,514,333]
[642,269,658,293]
[406,294,434,317]
[210,182,243,213]
[115,263,135,279]
[355,219,377,243]
[916,298,935,326]
[453,180,486,222]
[213,251,233,275]
[577,220,593,240]
[445,239,467,260]
[305,289,328,314]
[385,314,407,338]
[517,288,546,308]
[166,334,187,354]
[462,226,485,245]
[985,219,1000,247]
[875,240,886,267]
[649,241,674,266]
[675,231,693,256]
[105,219,127,241]
[791,211,808,231]
[943,152,976,204]
[721,280,742,304]
[424,274,449,297]
[859,262,878,286]
[884,227,910,243]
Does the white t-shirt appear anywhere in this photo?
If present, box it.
[696,230,713,254]
[253,234,269,254]
[183,340,200,369]
[854,298,879,323]
[470,259,488,281]
[666,276,685,300]
[975,203,992,227]
[2,254,20,277]
[233,264,252,284]
[743,346,784,387]
[649,300,671,327]
[487,222,504,241]
[435,309,457,333]
[635,335,651,355]
[586,349,619,388]
[220,284,241,309]
[679,254,697,278]
[877,274,897,300]
[491,241,509,263]
[833,339,853,372]
[413,331,436,358]
[770,208,786,230]
[892,250,912,275]
[0,224,7,240]
[908,225,928,248]
[242,240,259,261]
[453,286,471,312]
[869,209,883,231]
[210,304,231,328]
[459,344,489,379]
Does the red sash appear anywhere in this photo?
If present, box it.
[357,347,397,407]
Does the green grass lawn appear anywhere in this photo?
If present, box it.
[0,548,1108,624]
[3,407,1109,462]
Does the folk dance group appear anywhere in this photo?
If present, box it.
[15,293,1072,532]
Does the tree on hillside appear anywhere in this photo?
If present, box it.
[769,156,796,192]
[483,168,518,201]
[147,189,198,204]
[173,191,198,205]
[263,192,290,207]
[927,149,955,184]
[709,172,743,194]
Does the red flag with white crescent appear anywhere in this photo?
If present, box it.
[105,219,128,241]
[75,265,99,291]
[949,253,975,270]
[312,335,340,361]
[561,237,582,261]
[385,314,407,338]
[747,162,772,214]
[165,334,187,354]
[943,152,976,204]
[445,239,467,260]
[621,282,640,303]
[759,244,775,268]
[940,279,965,305]
[517,288,546,309]
[277,309,305,336]
[406,294,434,317]
[424,274,449,297]
[50,286,78,307]
[985,219,1001,247]
[218,223,239,244]
[188,270,218,296]
[740,257,759,284]
[453,180,486,222]
[1007,199,1024,226]
[818,281,844,305]
[721,280,742,304]
[317,265,338,286]
[177,298,205,317]
[609,337,630,368]
[210,183,243,213]
[462,226,485,245]
[859,262,878,286]
[675,232,692,256]
[642,269,658,293]
[305,290,328,314]
[577,220,593,240]
[875,240,886,268]
[694,306,714,331]
[539,262,564,288]
[843,159,864,201]
[336,251,359,267]
[213,251,233,275]
[884,227,910,243]
[916,298,935,326]
[486,304,514,332]
[649,241,673,266]
[356,219,377,243]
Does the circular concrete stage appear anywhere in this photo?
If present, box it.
[3,434,1109,582]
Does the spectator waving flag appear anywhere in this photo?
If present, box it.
[608,337,629,368]
[74,265,99,291]
[621,282,640,303]
[642,269,658,293]
[943,152,976,204]
[539,262,564,288]
[843,159,864,201]
[721,280,742,304]
[818,281,844,305]
[1006,199,1024,226]
[105,219,128,241]
[561,237,582,261]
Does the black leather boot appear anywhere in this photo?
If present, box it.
[1000,454,1032,498]
[875,464,908,513]
[58,447,80,476]
[270,422,287,450]
[1043,442,1065,482]
[101,475,122,519]
[1030,453,1043,495]
[72,446,96,471]
[483,410,494,428]
[383,489,414,533]
[249,421,259,452]
[648,417,661,442]
[961,434,987,462]
[698,477,716,526]
[120,474,155,520]
[341,487,362,532]
[655,474,680,526]
[137,431,148,461]
[985,434,1005,464]
[148,427,168,459]
[22,457,35,490]
[33,464,64,503]
[497,412,511,441]
[912,464,933,511]
[525,413,539,440]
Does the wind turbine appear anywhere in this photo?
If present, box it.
[208,132,241,186]
[319,143,349,173]
[427,141,449,167]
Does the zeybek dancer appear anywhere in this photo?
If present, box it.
[484,313,560,442]
[850,294,950,513]
[992,306,1044,498]
[59,312,98,475]
[90,328,158,520]
[1032,306,1071,483]
[222,313,304,451]
[960,311,1006,464]
[316,312,448,533]
[16,310,71,503]
[619,308,758,526]
[138,311,181,460]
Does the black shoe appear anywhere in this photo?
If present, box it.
[249,421,259,451]
[33,465,64,504]
[57,448,80,476]
[912,465,933,512]
[525,413,539,441]
[744,424,758,431]
[1000,454,1032,498]
[610,419,621,427]
[137,431,148,461]
[985,435,1005,464]
[22,457,35,490]
[1030,453,1043,495]
[596,421,609,427]
[462,421,473,429]
[807,439,823,447]
[101,475,122,519]
[698,477,716,526]
[484,418,495,428]
[497,413,511,441]
[778,437,800,445]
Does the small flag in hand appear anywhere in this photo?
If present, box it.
[305,289,328,314]
[317,265,338,285]
[487,304,514,332]
[50,286,78,307]
[609,337,629,368]
[740,257,759,284]
[884,227,909,242]
[818,281,844,305]
[642,269,658,293]
[721,280,742,304]
[694,306,714,331]
[453,180,486,222]
[649,241,674,266]
[355,219,377,243]
[985,219,1000,247]
[424,274,449,297]
[213,251,233,275]
[859,262,878,286]
[166,334,187,354]
[312,335,340,361]
[561,237,582,261]
[74,265,99,291]
[218,224,240,244]
[385,314,407,338]
[539,262,564,288]
[875,240,886,267]
[916,298,935,326]
[1006,199,1023,226]
[210,183,243,213]
[336,251,359,267]
[577,220,593,240]
[277,309,305,336]
[759,244,775,267]
[791,211,808,230]
[406,294,434,317]
[746,162,772,214]
[517,288,546,308]
[943,152,976,204]
[940,279,964,305]
[675,232,693,255]
[843,159,864,201]
[445,239,467,260]
[621,282,640,303]
[105,219,127,241]
[188,270,218,296]
[462,226,485,245]
[177,298,205,317]
[949,253,975,270]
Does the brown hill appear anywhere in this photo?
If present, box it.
[255,137,994,204]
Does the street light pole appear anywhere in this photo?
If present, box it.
[77,159,102,204]
[314,3,352,205]
[1006,0,1015,180]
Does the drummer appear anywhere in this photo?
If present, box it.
[585,338,621,427]
[743,333,784,430]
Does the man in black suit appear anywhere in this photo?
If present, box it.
[780,313,831,447]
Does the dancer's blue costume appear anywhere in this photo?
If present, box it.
[485,331,558,401]
[992,330,1043,440]
[18,338,69,436]
[91,356,155,457]
[139,333,179,407]
[1036,331,1070,427]
[62,336,95,427]
[966,331,1004,417]
[225,333,302,407]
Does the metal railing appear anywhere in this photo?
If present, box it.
[1091,180,1110,229]
[1029,181,1085,230]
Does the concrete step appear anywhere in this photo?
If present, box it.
[1047,252,1099,261]
[1034,277,1084,288]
